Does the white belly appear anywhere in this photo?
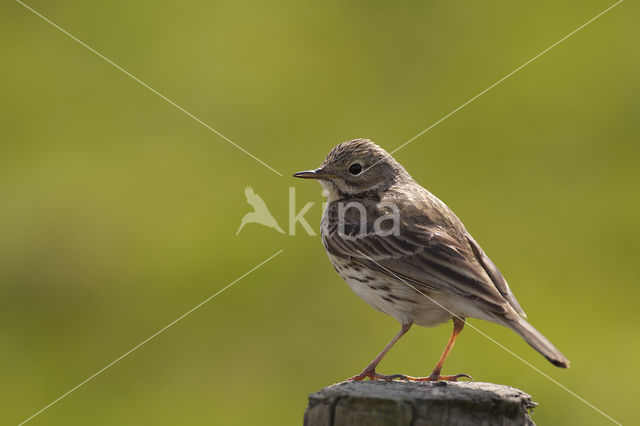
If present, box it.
[329,254,452,327]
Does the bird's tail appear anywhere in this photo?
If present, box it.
[235,218,247,236]
[507,316,570,368]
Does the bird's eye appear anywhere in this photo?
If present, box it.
[348,163,363,175]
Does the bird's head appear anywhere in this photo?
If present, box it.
[293,139,411,201]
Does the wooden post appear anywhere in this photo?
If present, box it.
[304,381,536,426]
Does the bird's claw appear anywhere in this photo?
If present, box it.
[347,370,406,382]
[401,373,473,382]
[347,370,472,382]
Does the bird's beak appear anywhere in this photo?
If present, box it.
[293,168,334,180]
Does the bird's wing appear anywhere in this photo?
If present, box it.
[244,186,270,212]
[322,200,513,316]
[465,234,526,317]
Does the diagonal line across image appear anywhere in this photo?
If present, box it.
[14,0,626,425]
[16,0,283,176]
[365,0,624,174]
[17,250,284,426]
[357,251,622,425]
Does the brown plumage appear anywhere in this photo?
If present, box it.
[294,139,569,381]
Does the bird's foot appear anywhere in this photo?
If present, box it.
[347,369,406,382]
[347,369,470,382]
[396,372,472,382]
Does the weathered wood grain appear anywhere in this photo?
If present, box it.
[304,381,536,426]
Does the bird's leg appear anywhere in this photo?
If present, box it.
[427,316,471,381]
[348,322,412,381]
[402,316,472,382]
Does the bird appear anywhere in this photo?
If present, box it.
[293,138,569,381]
[236,186,284,235]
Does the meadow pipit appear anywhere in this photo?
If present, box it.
[294,139,569,381]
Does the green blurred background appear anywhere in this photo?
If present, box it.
[1,0,638,424]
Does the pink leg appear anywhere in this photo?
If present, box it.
[402,316,471,382]
[348,322,412,381]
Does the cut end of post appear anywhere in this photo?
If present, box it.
[304,380,537,426]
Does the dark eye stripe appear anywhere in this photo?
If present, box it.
[349,163,363,175]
